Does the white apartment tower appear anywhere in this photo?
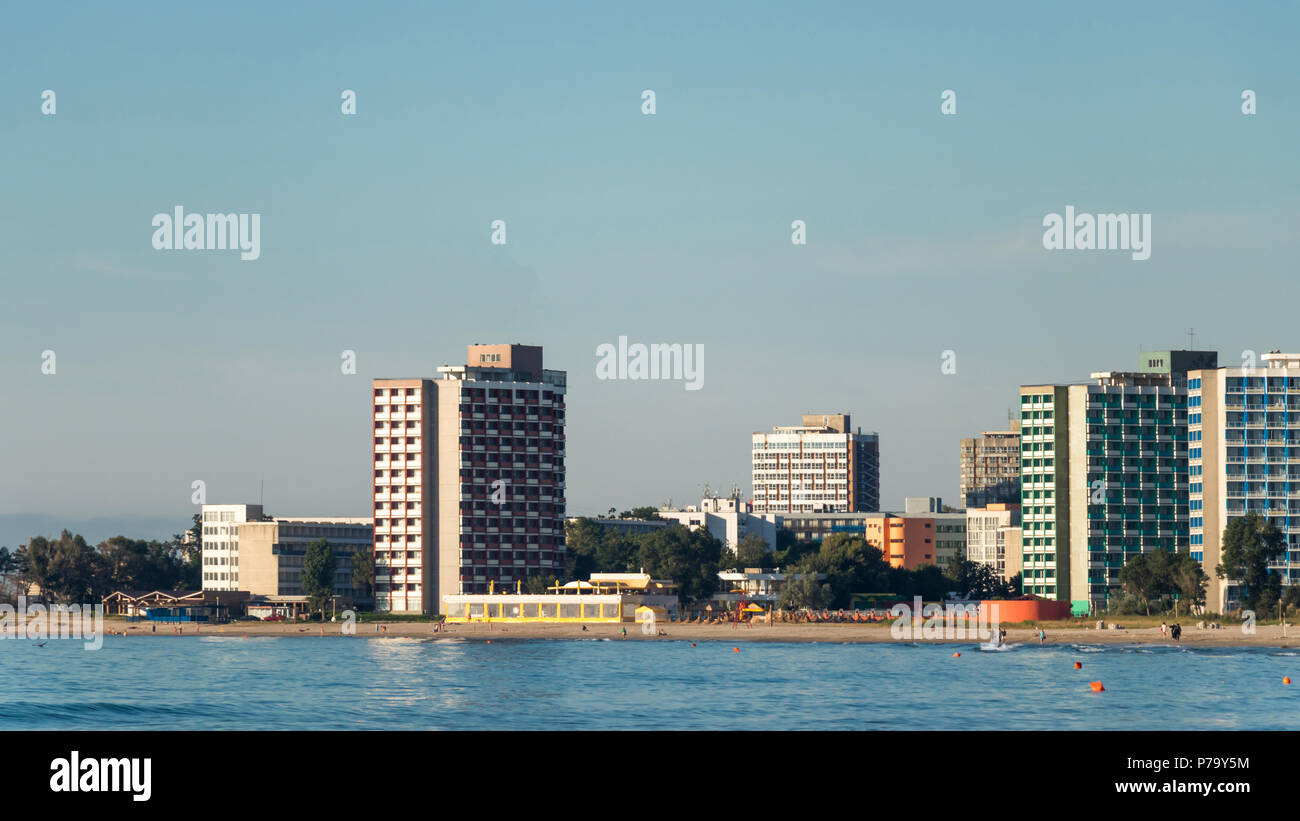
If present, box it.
[752,413,880,514]
[1189,352,1300,613]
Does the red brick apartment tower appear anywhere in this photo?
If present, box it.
[372,344,567,614]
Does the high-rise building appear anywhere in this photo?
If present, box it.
[372,344,567,614]
[751,413,879,514]
[1189,352,1300,613]
[960,420,1021,508]
[966,503,1022,578]
[1019,350,1213,615]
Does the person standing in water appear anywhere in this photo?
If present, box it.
[1038,629,1045,644]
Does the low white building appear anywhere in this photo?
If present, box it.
[656,497,780,554]
[715,568,825,606]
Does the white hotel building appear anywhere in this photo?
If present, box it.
[200,503,264,591]
[374,344,567,615]
[657,496,781,553]
[1189,352,1300,613]
[752,413,879,514]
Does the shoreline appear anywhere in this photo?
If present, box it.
[95,618,1298,648]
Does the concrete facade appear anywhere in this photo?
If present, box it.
[374,344,567,614]
[966,503,1022,578]
[1189,353,1300,613]
[752,413,879,514]
[237,517,372,604]
[201,504,265,591]
[656,497,781,553]
[960,420,1021,508]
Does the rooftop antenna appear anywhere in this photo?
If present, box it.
[260,475,264,507]
[1187,327,1198,349]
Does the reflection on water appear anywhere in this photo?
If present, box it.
[0,638,1294,730]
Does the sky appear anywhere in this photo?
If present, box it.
[1,1,1297,539]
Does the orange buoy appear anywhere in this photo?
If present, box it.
[1090,681,1105,692]
[486,640,492,644]
[733,647,739,653]
[1074,662,1082,669]
[1285,676,1292,684]
[953,652,961,657]
[690,643,696,647]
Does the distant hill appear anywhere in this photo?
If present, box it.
[0,514,192,548]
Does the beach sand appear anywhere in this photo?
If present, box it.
[99,617,1298,648]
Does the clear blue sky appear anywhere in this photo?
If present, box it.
[1,1,1296,529]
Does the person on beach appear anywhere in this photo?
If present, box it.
[621,627,627,638]
[1038,629,1045,644]
[1161,622,1167,638]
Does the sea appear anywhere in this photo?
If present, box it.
[1,637,1295,730]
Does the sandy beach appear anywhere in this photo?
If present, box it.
[96,617,1298,648]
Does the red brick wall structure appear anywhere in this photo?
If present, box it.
[978,597,1073,624]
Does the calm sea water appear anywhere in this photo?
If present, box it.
[0,637,1296,730]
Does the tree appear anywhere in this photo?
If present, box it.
[1005,572,1023,598]
[893,564,952,602]
[811,534,890,608]
[564,517,638,579]
[0,547,25,605]
[772,533,815,569]
[777,559,831,610]
[732,533,770,570]
[1118,550,1174,616]
[618,507,661,521]
[301,539,337,618]
[22,531,105,603]
[636,524,723,603]
[523,574,557,594]
[1169,551,1208,613]
[351,548,374,601]
[944,559,1009,599]
[1217,513,1286,613]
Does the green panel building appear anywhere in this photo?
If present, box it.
[1019,351,1215,615]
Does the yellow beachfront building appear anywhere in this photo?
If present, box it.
[443,573,678,624]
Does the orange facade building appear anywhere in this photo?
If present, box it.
[864,516,936,570]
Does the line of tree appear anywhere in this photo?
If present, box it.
[558,517,723,601]
[0,518,202,605]
[1116,548,1208,615]
[771,533,1024,610]
[562,520,1026,611]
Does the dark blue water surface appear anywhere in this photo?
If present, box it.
[1,637,1296,730]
